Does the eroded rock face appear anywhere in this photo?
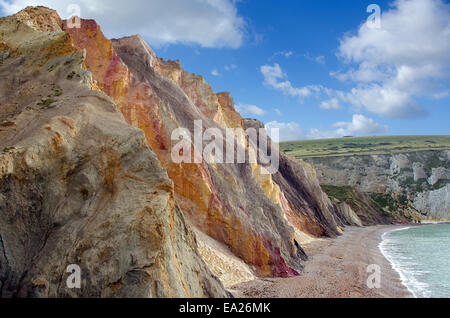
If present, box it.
[244,119,361,237]
[61,18,328,277]
[414,185,450,220]
[0,5,375,295]
[305,151,450,221]
[61,10,384,277]
[0,7,227,298]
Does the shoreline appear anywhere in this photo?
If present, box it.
[378,226,419,298]
[232,225,414,298]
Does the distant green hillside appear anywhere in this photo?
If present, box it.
[280,135,450,159]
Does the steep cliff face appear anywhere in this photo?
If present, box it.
[244,119,362,237]
[0,6,371,297]
[320,185,397,225]
[59,14,359,278]
[0,7,227,298]
[63,21,306,277]
[305,151,450,221]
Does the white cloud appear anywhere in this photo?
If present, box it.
[270,51,294,60]
[211,69,221,76]
[309,114,387,139]
[332,114,388,136]
[265,121,305,142]
[315,55,325,65]
[267,114,387,141]
[303,53,326,65]
[260,63,322,100]
[274,108,283,116]
[305,129,336,140]
[334,0,450,118]
[0,0,246,48]
[236,103,266,117]
[224,64,237,71]
[343,85,425,119]
[320,98,342,110]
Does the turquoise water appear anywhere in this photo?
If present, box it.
[380,224,450,298]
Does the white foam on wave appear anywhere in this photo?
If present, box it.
[379,227,432,298]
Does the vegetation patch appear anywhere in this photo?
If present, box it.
[321,185,373,215]
[321,185,354,203]
[38,98,56,108]
[2,146,15,153]
[321,185,401,223]
[368,193,410,216]
[400,176,416,187]
[433,179,450,190]
[369,194,397,215]
[50,85,63,97]
[280,135,450,159]
[414,179,430,193]
[400,167,413,174]
[67,71,81,79]
[423,157,449,172]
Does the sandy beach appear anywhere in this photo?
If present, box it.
[232,226,414,298]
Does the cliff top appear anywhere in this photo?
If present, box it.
[280,135,450,159]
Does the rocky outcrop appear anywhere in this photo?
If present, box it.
[61,22,301,278]
[337,203,363,227]
[60,17,331,278]
[320,185,399,225]
[304,151,450,221]
[0,7,227,298]
[244,119,363,236]
[413,185,450,219]
[61,13,371,278]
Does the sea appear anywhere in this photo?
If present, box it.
[380,224,450,298]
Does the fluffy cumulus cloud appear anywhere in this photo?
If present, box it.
[332,114,388,136]
[265,121,305,142]
[267,114,387,141]
[260,1,450,119]
[320,98,342,110]
[261,63,321,100]
[0,0,246,48]
[334,0,450,118]
[236,103,266,117]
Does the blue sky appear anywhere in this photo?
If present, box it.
[1,0,449,141]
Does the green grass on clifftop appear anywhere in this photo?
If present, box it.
[280,135,450,159]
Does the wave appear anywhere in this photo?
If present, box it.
[379,227,432,298]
